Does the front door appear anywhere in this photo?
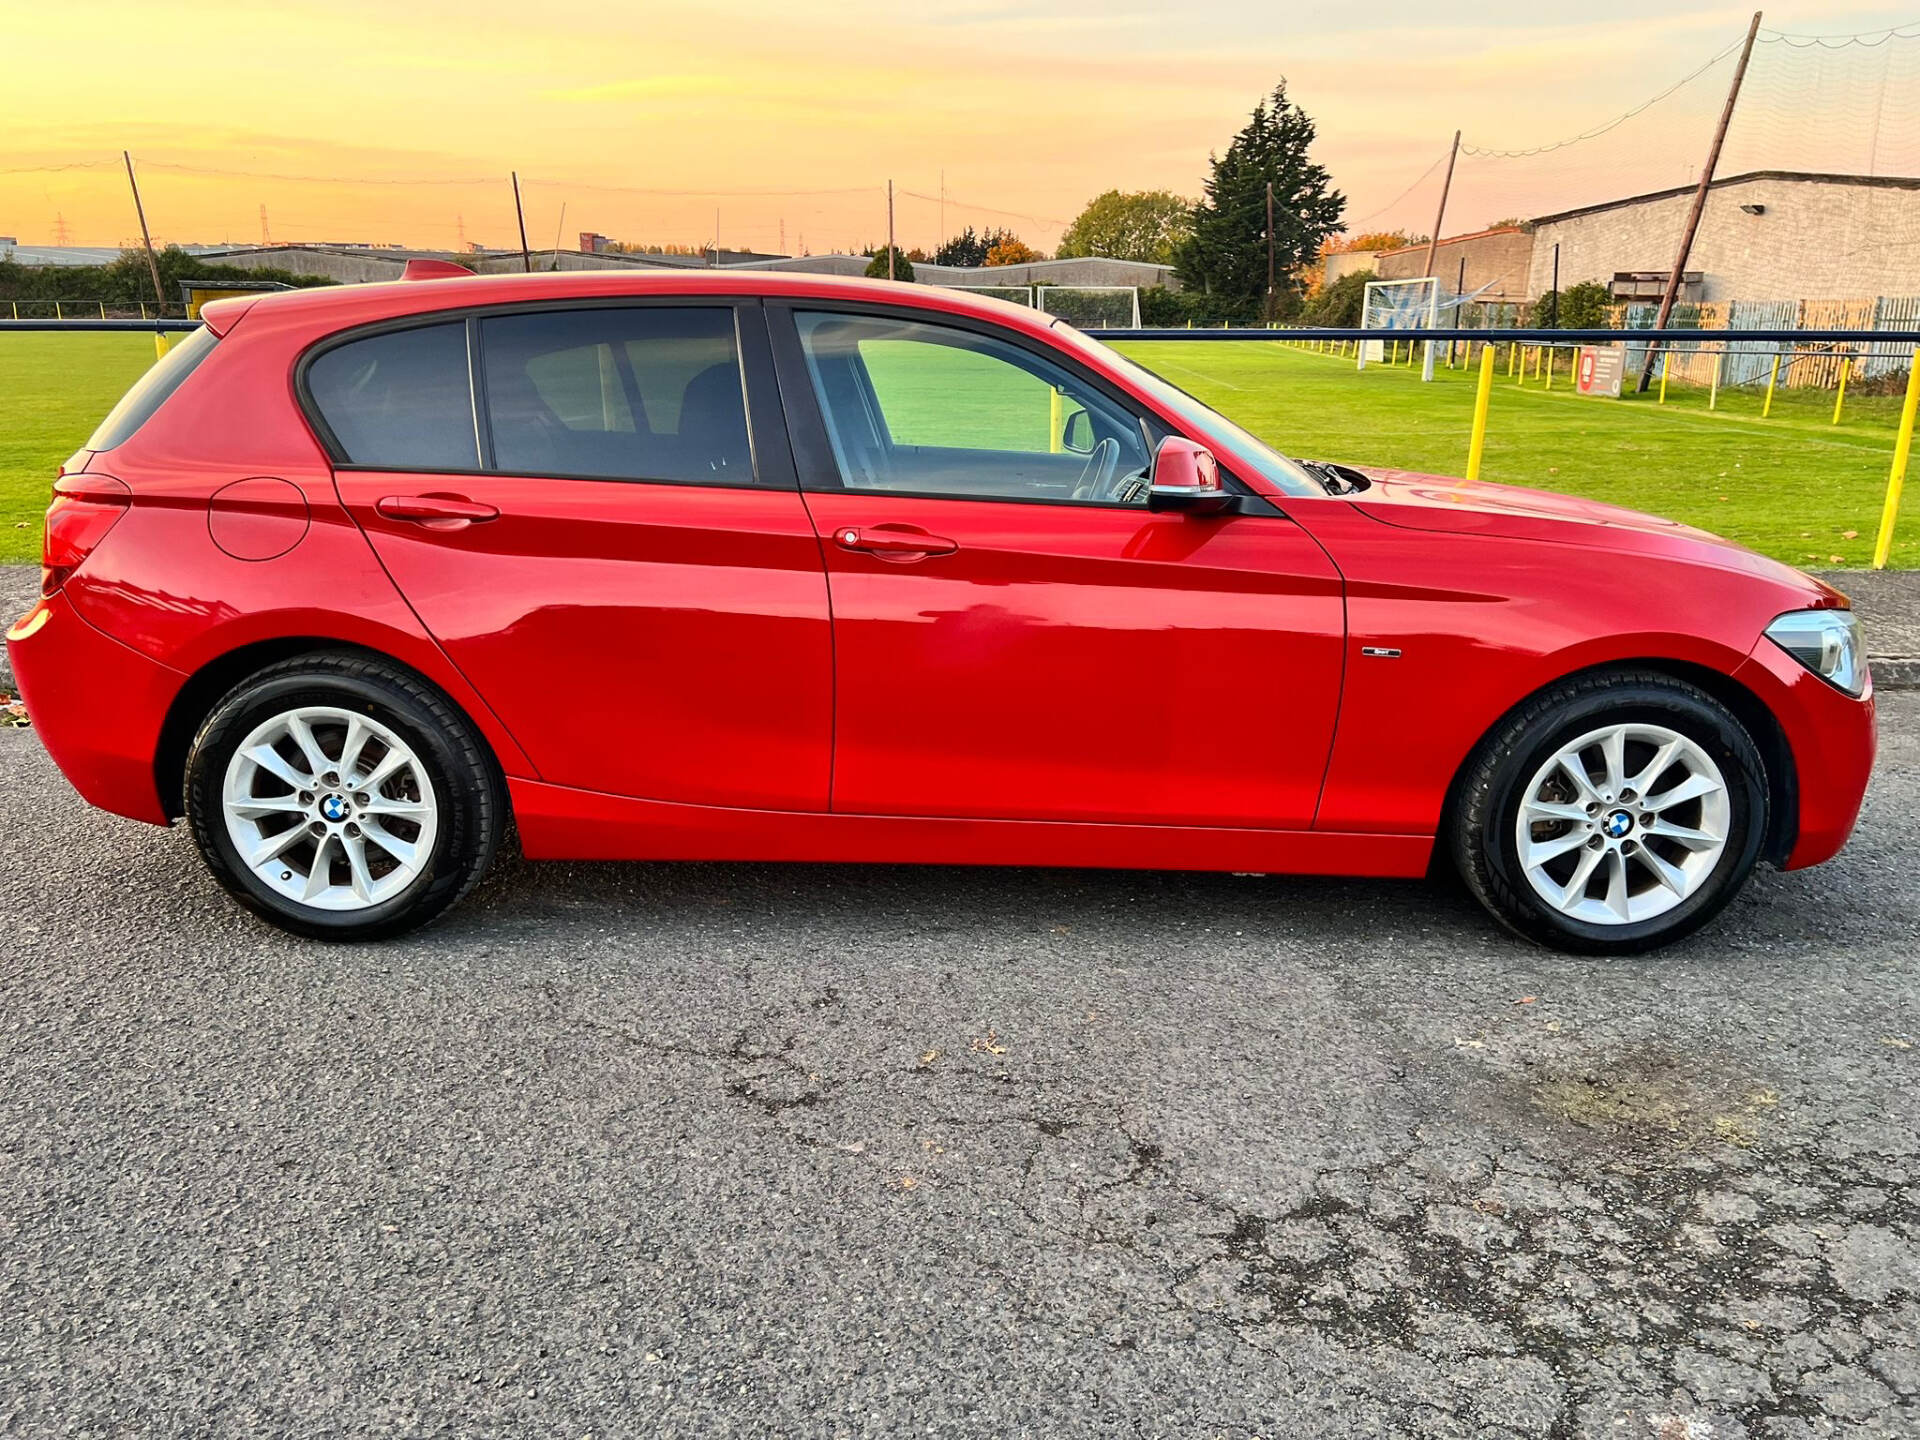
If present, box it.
[310,302,832,810]
[771,305,1344,829]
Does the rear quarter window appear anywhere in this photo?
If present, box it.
[86,326,219,452]
[305,322,479,470]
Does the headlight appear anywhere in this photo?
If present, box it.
[1766,609,1867,696]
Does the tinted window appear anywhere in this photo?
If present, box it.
[793,311,1151,504]
[306,322,478,470]
[479,307,752,483]
[86,325,219,451]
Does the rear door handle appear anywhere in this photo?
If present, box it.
[375,493,501,529]
[831,525,957,558]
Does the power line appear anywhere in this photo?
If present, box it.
[1345,150,1449,230]
[897,190,1069,229]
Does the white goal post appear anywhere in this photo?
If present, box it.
[1035,285,1142,330]
[1361,276,1441,380]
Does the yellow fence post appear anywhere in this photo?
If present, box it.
[1659,351,1670,405]
[1049,388,1064,454]
[1507,343,1517,379]
[1710,351,1723,410]
[1466,343,1496,482]
[1546,346,1556,391]
[154,332,171,360]
[1872,348,1920,569]
[1832,358,1851,425]
[1515,344,1526,386]
[1762,353,1782,417]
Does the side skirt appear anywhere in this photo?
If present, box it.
[508,779,1434,877]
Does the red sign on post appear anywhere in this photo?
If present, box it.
[1576,345,1625,398]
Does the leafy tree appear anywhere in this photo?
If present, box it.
[1176,80,1345,319]
[934,225,1026,268]
[985,236,1040,267]
[864,246,914,282]
[934,226,988,267]
[1057,190,1193,265]
[1560,280,1613,329]
[1301,268,1374,328]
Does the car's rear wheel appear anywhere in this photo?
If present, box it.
[184,653,502,939]
[1451,671,1769,953]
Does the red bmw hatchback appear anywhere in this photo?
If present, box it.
[8,270,1875,950]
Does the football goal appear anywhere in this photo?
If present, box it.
[1361,276,1441,379]
[1035,285,1142,330]
[945,285,1036,308]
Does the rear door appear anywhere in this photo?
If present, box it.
[771,304,1345,829]
[308,301,832,811]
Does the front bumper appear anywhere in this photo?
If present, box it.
[1734,639,1876,870]
[7,591,184,825]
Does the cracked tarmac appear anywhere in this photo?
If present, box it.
[2,695,1917,1438]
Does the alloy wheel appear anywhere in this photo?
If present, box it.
[1514,721,1730,926]
[221,705,439,911]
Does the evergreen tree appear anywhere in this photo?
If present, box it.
[1176,81,1344,318]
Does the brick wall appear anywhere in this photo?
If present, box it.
[1528,175,1920,302]
[1373,229,1534,301]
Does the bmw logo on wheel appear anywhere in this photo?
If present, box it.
[321,795,351,823]
[1603,809,1634,839]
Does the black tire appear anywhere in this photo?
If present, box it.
[1450,670,1769,954]
[184,652,504,940]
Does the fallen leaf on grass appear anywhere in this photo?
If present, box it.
[1842,529,1859,540]
[917,1047,942,1068]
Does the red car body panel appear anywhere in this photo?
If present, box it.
[801,490,1343,827]
[334,472,834,810]
[6,271,1876,886]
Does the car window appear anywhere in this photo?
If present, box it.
[792,311,1151,505]
[306,322,478,470]
[86,325,219,452]
[480,307,752,483]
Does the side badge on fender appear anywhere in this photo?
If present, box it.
[1360,646,1403,659]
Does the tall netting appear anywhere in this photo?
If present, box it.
[1361,277,1439,370]
[1346,21,1920,282]
[1035,286,1141,329]
[944,285,1036,307]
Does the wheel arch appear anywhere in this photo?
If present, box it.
[153,637,516,822]
[1433,656,1798,875]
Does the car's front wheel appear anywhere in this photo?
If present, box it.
[1451,671,1770,953]
[184,653,504,939]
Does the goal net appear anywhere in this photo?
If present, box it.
[945,285,1036,308]
[1036,285,1142,330]
[1361,276,1441,376]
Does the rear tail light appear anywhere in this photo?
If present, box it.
[42,473,131,596]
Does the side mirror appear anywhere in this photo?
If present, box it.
[1061,408,1094,454]
[1147,436,1234,515]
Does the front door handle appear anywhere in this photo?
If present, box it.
[831,525,957,558]
[375,493,501,529]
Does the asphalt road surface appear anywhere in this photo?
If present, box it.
[3,698,1917,1439]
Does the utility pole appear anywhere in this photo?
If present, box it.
[1420,130,1461,279]
[511,171,532,273]
[1265,181,1276,322]
[1638,10,1762,391]
[1550,243,1560,326]
[887,180,896,281]
[122,152,166,315]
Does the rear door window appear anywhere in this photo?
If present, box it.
[86,325,219,452]
[306,322,478,470]
[478,307,752,483]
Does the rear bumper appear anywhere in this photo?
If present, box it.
[6,592,183,825]
[1734,640,1876,870]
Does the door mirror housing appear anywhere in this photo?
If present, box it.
[1060,407,1094,455]
[1147,436,1235,515]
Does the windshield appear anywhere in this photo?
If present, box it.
[1049,322,1322,497]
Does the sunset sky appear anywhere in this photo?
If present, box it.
[3,0,1916,256]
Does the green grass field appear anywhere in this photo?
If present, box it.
[1,331,1914,567]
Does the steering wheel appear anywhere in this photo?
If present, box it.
[1070,437,1121,502]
